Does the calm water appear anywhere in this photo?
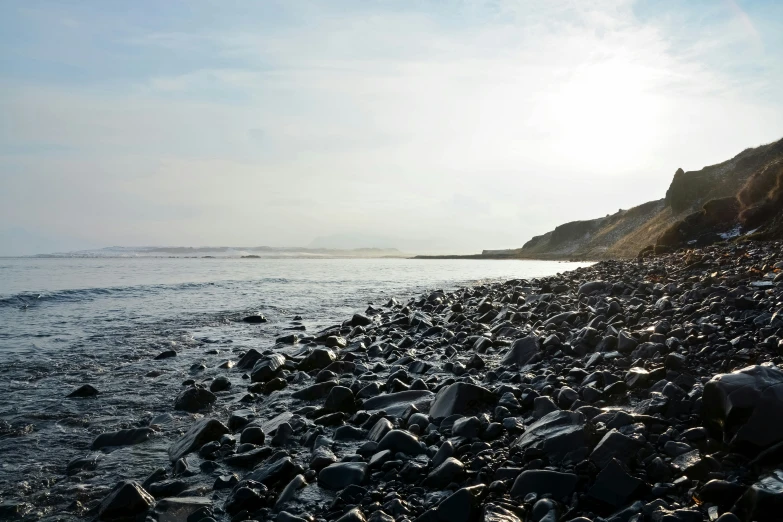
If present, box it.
[0,257,590,518]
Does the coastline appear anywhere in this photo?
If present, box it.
[8,241,783,522]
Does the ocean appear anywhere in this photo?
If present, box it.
[0,256,591,517]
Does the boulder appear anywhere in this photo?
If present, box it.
[512,411,591,463]
[702,365,783,450]
[242,315,267,324]
[318,462,367,490]
[298,348,336,372]
[589,429,641,469]
[168,418,229,462]
[510,470,578,500]
[67,384,99,398]
[92,428,154,450]
[362,390,435,416]
[501,336,540,367]
[376,429,424,455]
[429,383,496,420]
[731,469,783,522]
[174,387,216,412]
[97,481,154,520]
[250,354,286,383]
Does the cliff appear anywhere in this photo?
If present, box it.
[508,136,783,260]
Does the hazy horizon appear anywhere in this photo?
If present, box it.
[2,1,783,256]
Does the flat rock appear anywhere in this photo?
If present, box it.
[92,428,154,450]
[512,411,591,463]
[362,390,435,416]
[168,418,229,462]
[250,354,286,383]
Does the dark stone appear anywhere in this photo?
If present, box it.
[510,470,578,500]
[377,429,424,455]
[702,364,783,451]
[732,470,783,522]
[351,314,373,327]
[155,350,177,360]
[292,381,337,400]
[336,507,367,522]
[247,456,302,487]
[239,426,265,445]
[325,386,355,413]
[501,336,540,367]
[589,429,641,469]
[318,462,367,490]
[223,446,272,468]
[512,411,591,463]
[236,348,263,370]
[174,387,216,412]
[588,458,643,508]
[242,315,267,324]
[367,418,394,442]
[362,390,435,416]
[67,384,99,398]
[92,428,154,450]
[429,383,496,420]
[298,348,337,372]
[97,481,154,520]
[168,418,229,462]
[250,354,286,383]
[209,376,231,392]
[482,504,522,522]
[452,416,481,438]
[436,485,483,522]
[425,457,465,488]
[698,480,747,510]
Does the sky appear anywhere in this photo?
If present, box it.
[1,0,782,255]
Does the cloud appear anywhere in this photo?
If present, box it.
[1,0,782,253]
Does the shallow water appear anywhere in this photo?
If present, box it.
[0,256,590,517]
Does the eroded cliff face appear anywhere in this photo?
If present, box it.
[510,137,783,260]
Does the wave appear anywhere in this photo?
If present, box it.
[0,278,294,309]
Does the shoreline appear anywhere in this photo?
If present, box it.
[12,241,783,521]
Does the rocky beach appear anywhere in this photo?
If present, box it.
[14,240,782,522]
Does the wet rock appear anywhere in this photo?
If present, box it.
[513,411,591,463]
[325,386,356,413]
[510,470,578,500]
[377,429,424,455]
[209,375,231,392]
[67,384,99,398]
[425,457,465,488]
[247,456,303,487]
[310,446,337,471]
[276,474,307,508]
[702,364,783,450]
[154,350,177,360]
[335,507,367,522]
[429,382,496,420]
[318,462,367,490]
[452,416,481,438]
[242,314,267,323]
[97,481,154,520]
[66,454,101,475]
[250,354,286,383]
[298,348,337,372]
[154,497,211,520]
[501,336,540,367]
[174,386,216,412]
[578,280,609,296]
[92,428,154,450]
[292,381,338,400]
[239,426,265,445]
[168,418,229,462]
[588,458,643,508]
[351,314,373,327]
[590,429,641,469]
[731,469,783,522]
[482,504,522,522]
[436,485,483,522]
[362,390,435,416]
[698,480,747,510]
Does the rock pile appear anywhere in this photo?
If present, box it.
[77,241,783,522]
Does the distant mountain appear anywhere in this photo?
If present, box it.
[38,245,410,259]
[0,227,98,257]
